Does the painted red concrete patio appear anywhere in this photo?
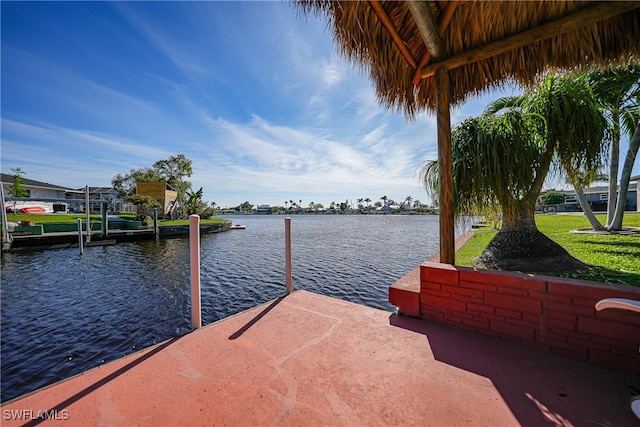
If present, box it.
[2,290,638,426]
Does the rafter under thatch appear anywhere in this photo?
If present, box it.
[411,0,463,85]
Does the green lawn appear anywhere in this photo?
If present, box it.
[6,213,103,223]
[456,213,640,286]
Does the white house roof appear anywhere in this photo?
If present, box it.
[0,173,80,193]
[85,186,119,194]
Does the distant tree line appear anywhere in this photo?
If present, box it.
[228,198,439,215]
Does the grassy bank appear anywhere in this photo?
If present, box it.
[7,213,103,223]
[456,213,640,286]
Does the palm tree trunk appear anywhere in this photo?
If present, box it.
[608,121,640,231]
[575,186,606,231]
[606,111,620,227]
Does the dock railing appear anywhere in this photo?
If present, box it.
[188,216,294,329]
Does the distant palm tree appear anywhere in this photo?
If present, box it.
[405,196,413,209]
[380,195,388,206]
[364,198,371,209]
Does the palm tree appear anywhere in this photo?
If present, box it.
[420,73,607,272]
[588,64,640,230]
[566,170,608,231]
[380,195,388,206]
[186,187,204,215]
[611,122,640,229]
[405,196,413,210]
[486,71,615,233]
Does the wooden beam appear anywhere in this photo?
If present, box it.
[420,1,640,79]
[369,0,417,69]
[411,1,462,85]
[435,67,455,265]
[406,0,445,60]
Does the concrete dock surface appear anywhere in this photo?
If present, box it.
[2,290,638,426]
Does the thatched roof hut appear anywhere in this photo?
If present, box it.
[297,1,640,263]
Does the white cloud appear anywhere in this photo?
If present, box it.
[321,62,343,87]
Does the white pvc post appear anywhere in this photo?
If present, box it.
[189,214,202,329]
[77,218,84,255]
[285,217,292,294]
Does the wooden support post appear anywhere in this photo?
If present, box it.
[153,208,159,243]
[189,215,202,329]
[77,218,84,256]
[285,217,292,294]
[85,185,91,243]
[101,204,108,238]
[435,67,455,265]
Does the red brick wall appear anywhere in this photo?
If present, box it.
[420,262,640,373]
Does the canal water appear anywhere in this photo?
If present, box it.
[1,214,463,402]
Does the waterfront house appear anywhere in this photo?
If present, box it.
[256,204,271,214]
[540,176,639,213]
[1,173,82,212]
[1,173,137,214]
[84,186,135,214]
[376,203,399,214]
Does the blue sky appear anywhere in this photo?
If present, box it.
[2,2,635,209]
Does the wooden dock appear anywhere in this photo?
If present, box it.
[2,290,637,426]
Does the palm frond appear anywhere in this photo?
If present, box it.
[482,96,523,116]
